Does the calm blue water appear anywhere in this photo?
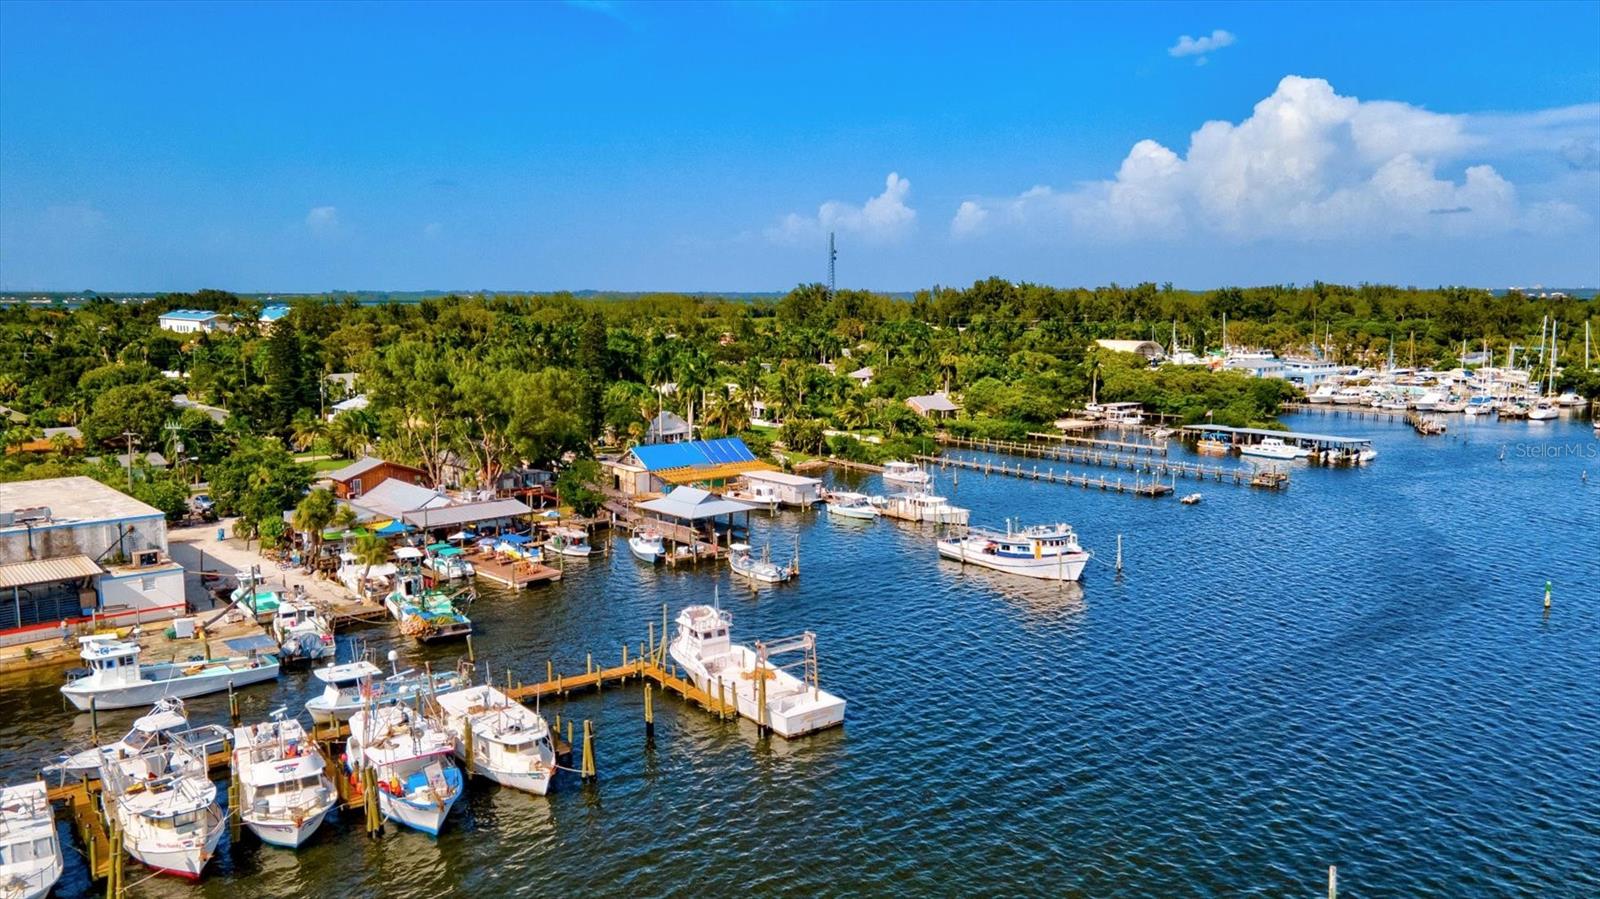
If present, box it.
[3,412,1597,897]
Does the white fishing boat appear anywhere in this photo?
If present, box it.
[1180,493,1203,505]
[1464,395,1496,416]
[47,698,230,778]
[230,711,337,848]
[305,656,465,725]
[627,530,665,563]
[877,490,970,524]
[1240,437,1301,461]
[384,567,473,642]
[669,605,845,738]
[823,491,879,520]
[99,743,224,880]
[880,460,931,487]
[724,482,780,513]
[60,635,279,711]
[937,521,1091,582]
[271,599,335,664]
[347,704,464,836]
[547,527,593,557]
[1307,384,1339,404]
[436,684,557,796]
[0,782,62,899]
[422,543,475,580]
[729,543,790,584]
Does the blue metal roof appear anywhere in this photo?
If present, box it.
[629,437,756,471]
[259,304,291,322]
[160,309,220,321]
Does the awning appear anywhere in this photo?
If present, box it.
[654,460,773,485]
[0,555,104,589]
[400,499,533,529]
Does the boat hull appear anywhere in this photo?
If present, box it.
[670,648,845,739]
[64,664,279,711]
[627,538,664,563]
[824,504,878,520]
[122,806,223,880]
[378,787,459,837]
[244,804,334,849]
[936,542,1090,581]
[1240,447,1299,461]
[462,755,554,796]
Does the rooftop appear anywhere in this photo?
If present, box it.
[158,309,221,322]
[0,476,163,532]
[325,456,387,482]
[742,469,822,486]
[1181,425,1374,447]
[259,304,291,322]
[907,392,960,413]
[637,486,760,521]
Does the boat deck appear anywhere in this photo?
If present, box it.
[473,555,563,589]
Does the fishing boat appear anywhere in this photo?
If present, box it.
[1196,437,1231,456]
[230,711,337,848]
[60,634,279,711]
[1240,437,1301,461]
[877,490,969,524]
[435,684,557,796]
[669,605,845,738]
[1555,391,1588,408]
[1180,493,1203,505]
[546,527,593,557]
[47,698,230,778]
[823,491,879,520]
[729,543,790,584]
[627,530,665,563]
[99,742,224,879]
[385,566,473,642]
[305,656,464,725]
[724,481,780,513]
[228,571,282,623]
[347,704,464,836]
[270,598,335,664]
[936,521,1091,582]
[0,782,62,899]
[880,460,931,488]
[1307,384,1339,404]
[422,543,475,581]
[1435,394,1468,413]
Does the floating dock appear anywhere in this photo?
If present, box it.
[928,436,1287,489]
[474,554,563,588]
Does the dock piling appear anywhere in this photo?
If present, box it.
[1116,535,1123,572]
[465,635,475,663]
[1328,865,1337,899]
[644,683,655,743]
[89,695,98,744]
[580,720,596,782]
[1544,581,1552,611]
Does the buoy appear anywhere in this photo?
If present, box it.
[1544,581,1552,611]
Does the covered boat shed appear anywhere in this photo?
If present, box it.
[1180,425,1375,462]
[635,487,759,561]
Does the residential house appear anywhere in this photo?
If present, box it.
[324,456,430,499]
[906,391,960,419]
[158,309,228,334]
[646,411,692,443]
[607,436,770,495]
[1094,339,1166,362]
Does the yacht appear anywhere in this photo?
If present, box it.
[305,656,465,725]
[230,712,337,848]
[99,743,224,880]
[823,491,879,520]
[422,543,475,581]
[880,460,931,488]
[1411,390,1444,411]
[729,543,790,584]
[627,530,665,564]
[385,566,473,642]
[47,698,230,778]
[936,522,1091,582]
[1240,437,1302,461]
[347,703,464,836]
[1332,388,1366,405]
[669,605,845,738]
[271,598,335,665]
[0,782,62,899]
[1528,400,1560,421]
[547,527,593,557]
[60,634,279,711]
[1435,394,1468,413]
[1554,391,1588,408]
[435,684,557,796]
[1464,395,1496,416]
[877,490,969,524]
[1307,384,1339,404]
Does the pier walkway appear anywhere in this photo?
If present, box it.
[1020,430,1169,455]
[916,454,1177,496]
[1280,401,1407,418]
[928,436,1288,490]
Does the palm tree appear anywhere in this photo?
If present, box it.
[327,408,376,459]
[291,488,337,570]
[289,410,327,453]
[836,394,871,430]
[351,533,391,601]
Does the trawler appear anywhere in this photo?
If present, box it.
[47,697,229,778]
[305,655,464,724]
[435,684,557,796]
[99,742,224,879]
[347,703,464,836]
[385,561,473,642]
[230,711,337,848]
[669,605,845,738]
[60,634,279,711]
[937,521,1092,582]
[628,529,665,563]
[0,781,62,899]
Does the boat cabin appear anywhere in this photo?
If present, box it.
[675,606,732,659]
[74,637,143,687]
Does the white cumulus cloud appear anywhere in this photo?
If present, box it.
[769,172,917,245]
[305,205,339,235]
[949,75,1593,244]
[1169,29,1235,63]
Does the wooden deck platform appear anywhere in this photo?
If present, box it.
[474,554,563,589]
[506,651,736,717]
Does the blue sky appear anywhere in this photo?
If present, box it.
[2,0,1597,292]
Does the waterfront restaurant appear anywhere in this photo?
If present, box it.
[0,477,186,647]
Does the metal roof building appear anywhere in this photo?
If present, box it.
[625,437,772,486]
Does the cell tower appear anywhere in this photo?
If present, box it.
[827,231,837,299]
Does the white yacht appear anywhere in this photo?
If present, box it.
[1554,391,1588,408]
[547,527,593,557]
[1332,387,1366,405]
[1411,390,1444,411]
[823,491,879,520]
[99,743,223,880]
[669,605,845,738]
[47,697,230,778]
[230,712,337,849]
[1528,400,1560,421]
[60,635,279,711]
[0,782,62,899]
[1240,437,1302,461]
[725,482,780,512]
[271,599,335,665]
[347,704,464,837]
[729,543,790,584]
[880,460,931,487]
[628,530,665,563]
[435,684,557,796]
[1435,394,1468,413]
[1464,395,1496,416]
[305,656,464,725]
[877,491,969,524]
[937,522,1091,582]
[1307,384,1339,404]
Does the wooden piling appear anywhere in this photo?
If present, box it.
[644,683,655,742]
[89,695,99,745]
[580,719,596,782]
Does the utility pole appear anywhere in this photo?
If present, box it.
[827,232,836,300]
[120,430,139,492]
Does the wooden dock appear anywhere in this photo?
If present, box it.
[1020,430,1169,455]
[929,436,1287,489]
[474,554,563,588]
[1281,401,1408,418]
[917,454,1176,497]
